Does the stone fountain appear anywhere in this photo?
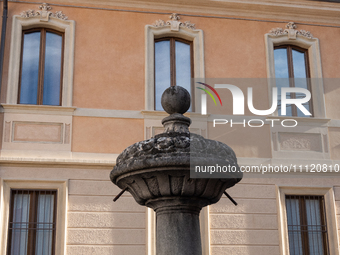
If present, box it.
[110,86,242,255]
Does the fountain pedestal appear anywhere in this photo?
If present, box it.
[110,86,242,255]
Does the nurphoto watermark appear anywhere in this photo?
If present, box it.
[189,78,339,179]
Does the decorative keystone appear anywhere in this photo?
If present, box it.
[20,3,68,21]
[153,13,195,31]
[269,22,313,39]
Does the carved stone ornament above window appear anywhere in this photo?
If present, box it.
[153,13,195,31]
[269,22,313,39]
[20,3,68,21]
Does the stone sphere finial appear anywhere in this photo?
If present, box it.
[161,86,191,114]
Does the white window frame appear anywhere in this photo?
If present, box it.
[145,24,205,112]
[0,179,68,255]
[7,15,75,107]
[276,186,339,255]
[265,31,326,118]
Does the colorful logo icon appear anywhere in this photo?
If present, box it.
[196,82,223,106]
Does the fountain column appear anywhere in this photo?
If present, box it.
[110,86,242,255]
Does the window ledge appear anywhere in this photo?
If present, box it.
[141,110,169,118]
[0,104,76,115]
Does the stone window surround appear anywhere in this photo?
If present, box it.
[7,15,75,107]
[276,186,339,255]
[0,179,68,255]
[145,24,205,112]
[264,31,326,118]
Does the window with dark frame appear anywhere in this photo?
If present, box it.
[18,28,64,106]
[274,45,313,117]
[7,189,57,255]
[154,37,194,111]
[285,195,329,255]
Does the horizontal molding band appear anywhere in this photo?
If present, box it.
[0,155,116,167]
[8,0,340,26]
[74,108,143,119]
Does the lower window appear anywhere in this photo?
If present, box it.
[7,189,57,255]
[285,195,329,255]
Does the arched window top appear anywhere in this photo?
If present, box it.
[274,45,310,79]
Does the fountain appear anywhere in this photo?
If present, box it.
[110,86,242,255]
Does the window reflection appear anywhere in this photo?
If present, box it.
[155,38,192,111]
[19,29,63,106]
[274,45,312,117]
[20,32,41,105]
[155,40,170,111]
[175,41,191,98]
[43,32,62,105]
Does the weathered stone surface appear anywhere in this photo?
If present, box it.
[211,246,280,255]
[110,132,240,185]
[210,229,279,245]
[225,183,276,199]
[68,195,144,212]
[161,85,191,114]
[210,197,277,214]
[69,180,121,196]
[157,212,202,255]
[67,229,145,245]
[110,86,242,255]
[210,214,278,230]
[67,245,146,255]
[68,212,145,228]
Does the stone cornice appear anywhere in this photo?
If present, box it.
[41,0,340,24]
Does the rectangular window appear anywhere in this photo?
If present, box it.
[154,37,193,111]
[7,190,57,255]
[19,28,64,106]
[285,195,329,255]
[274,45,313,117]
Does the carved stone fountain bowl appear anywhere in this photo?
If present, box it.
[110,131,242,211]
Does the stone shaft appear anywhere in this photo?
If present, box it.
[156,210,202,255]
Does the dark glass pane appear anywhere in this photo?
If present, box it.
[175,41,191,111]
[155,40,170,111]
[43,32,62,106]
[274,48,291,116]
[20,32,41,104]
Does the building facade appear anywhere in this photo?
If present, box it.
[0,0,340,254]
